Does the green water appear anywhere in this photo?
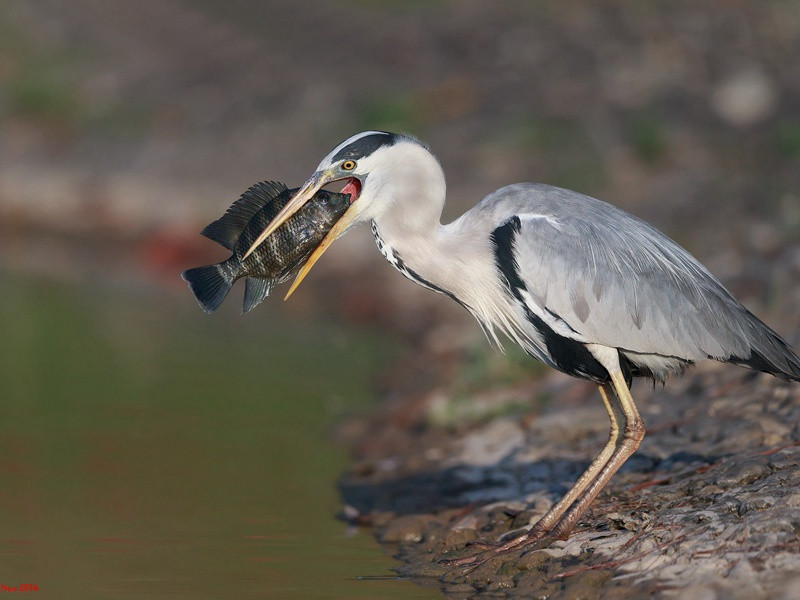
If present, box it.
[0,275,438,599]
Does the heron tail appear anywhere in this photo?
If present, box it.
[732,310,800,382]
[181,261,237,314]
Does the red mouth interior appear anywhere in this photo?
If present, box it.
[340,178,361,203]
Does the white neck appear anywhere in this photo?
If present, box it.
[366,144,445,234]
[367,144,449,277]
[363,142,531,351]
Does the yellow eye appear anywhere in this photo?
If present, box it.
[341,160,356,171]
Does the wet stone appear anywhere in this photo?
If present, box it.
[395,559,451,579]
[564,569,613,596]
[435,527,479,553]
[461,554,511,586]
[515,549,552,571]
[510,509,540,529]
[380,514,431,543]
[486,575,515,591]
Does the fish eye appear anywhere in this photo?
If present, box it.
[341,160,356,171]
[317,191,329,201]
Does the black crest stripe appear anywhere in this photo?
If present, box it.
[331,132,397,162]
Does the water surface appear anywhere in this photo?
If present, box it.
[0,275,438,599]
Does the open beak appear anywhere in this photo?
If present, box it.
[242,170,331,260]
[282,201,361,300]
[241,167,363,300]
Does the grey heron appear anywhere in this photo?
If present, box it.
[245,131,800,556]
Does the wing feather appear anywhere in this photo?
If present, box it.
[481,184,754,361]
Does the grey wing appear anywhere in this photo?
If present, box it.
[498,186,757,362]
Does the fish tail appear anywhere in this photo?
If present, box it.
[181,262,236,313]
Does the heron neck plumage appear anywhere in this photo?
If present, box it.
[368,150,530,352]
[368,150,451,284]
[368,151,489,309]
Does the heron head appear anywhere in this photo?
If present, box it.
[243,131,427,298]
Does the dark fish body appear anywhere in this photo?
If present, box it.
[182,181,349,313]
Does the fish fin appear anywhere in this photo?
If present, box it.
[242,277,273,314]
[181,263,235,313]
[201,181,290,250]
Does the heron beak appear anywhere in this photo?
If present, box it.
[242,170,331,260]
[283,199,360,300]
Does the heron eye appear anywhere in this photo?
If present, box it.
[341,160,356,171]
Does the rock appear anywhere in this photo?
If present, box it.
[379,515,430,544]
[395,560,450,579]
[436,527,479,553]
[450,418,525,467]
[563,570,613,597]
[515,549,551,571]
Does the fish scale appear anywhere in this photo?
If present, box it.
[182,181,350,314]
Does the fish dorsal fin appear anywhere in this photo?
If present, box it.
[242,277,273,314]
[201,181,289,250]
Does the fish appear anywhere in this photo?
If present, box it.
[182,181,350,314]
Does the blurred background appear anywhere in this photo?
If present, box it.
[0,1,798,598]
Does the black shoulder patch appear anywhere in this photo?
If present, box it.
[331,132,397,162]
[491,215,610,383]
[490,216,524,297]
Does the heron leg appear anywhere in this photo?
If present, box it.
[446,352,645,568]
[524,382,622,537]
[446,383,623,566]
[546,368,645,539]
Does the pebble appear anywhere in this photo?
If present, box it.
[515,549,551,571]
[450,514,479,530]
[436,527,478,553]
[380,515,429,543]
[395,560,450,579]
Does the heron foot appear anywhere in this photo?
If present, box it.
[441,527,552,570]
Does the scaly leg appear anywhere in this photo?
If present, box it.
[526,382,622,537]
[547,368,645,539]
[449,345,645,567]
[449,381,625,564]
